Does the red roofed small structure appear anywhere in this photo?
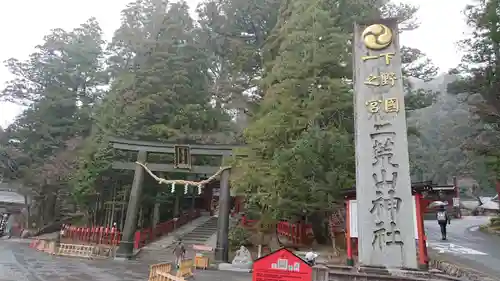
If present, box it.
[252,248,312,281]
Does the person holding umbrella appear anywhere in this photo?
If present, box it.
[436,205,450,240]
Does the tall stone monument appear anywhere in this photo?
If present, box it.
[353,19,418,269]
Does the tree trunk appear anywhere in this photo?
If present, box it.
[268,230,281,251]
[309,212,328,244]
[43,193,57,225]
[328,213,340,256]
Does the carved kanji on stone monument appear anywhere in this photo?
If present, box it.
[354,19,417,268]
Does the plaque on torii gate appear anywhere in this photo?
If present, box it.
[174,145,191,169]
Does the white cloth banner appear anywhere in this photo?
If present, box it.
[349,195,419,239]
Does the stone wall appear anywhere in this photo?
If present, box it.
[312,265,465,281]
[311,261,500,281]
[429,259,498,281]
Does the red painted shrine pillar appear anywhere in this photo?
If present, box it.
[496,180,500,207]
[346,200,354,266]
[414,194,428,269]
[233,196,244,215]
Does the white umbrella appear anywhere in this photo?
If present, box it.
[428,201,448,208]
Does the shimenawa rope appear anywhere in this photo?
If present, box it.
[135,162,231,187]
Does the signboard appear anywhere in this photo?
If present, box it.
[252,248,311,281]
[453,197,460,207]
[174,145,191,169]
[349,196,418,239]
[353,19,417,268]
[349,200,358,238]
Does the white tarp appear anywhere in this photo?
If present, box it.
[349,196,419,239]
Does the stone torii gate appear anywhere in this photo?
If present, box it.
[110,138,242,261]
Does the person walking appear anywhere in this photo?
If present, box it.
[436,205,450,240]
[0,214,7,236]
[5,213,15,239]
[56,224,67,248]
[173,239,186,269]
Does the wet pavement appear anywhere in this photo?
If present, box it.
[424,216,500,278]
[0,238,251,281]
[2,216,499,280]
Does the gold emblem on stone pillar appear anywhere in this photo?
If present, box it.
[362,24,393,50]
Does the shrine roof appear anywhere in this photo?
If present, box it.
[342,181,455,199]
[109,137,244,150]
[252,247,309,265]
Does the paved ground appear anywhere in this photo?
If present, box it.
[0,238,251,281]
[2,216,499,280]
[424,216,500,278]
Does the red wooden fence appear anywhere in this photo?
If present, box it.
[134,209,201,248]
[63,225,122,246]
[240,216,314,245]
[62,209,201,249]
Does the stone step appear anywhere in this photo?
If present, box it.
[183,237,212,241]
[189,229,216,233]
[188,230,217,234]
[184,236,210,240]
[188,227,217,232]
[183,234,213,239]
[187,229,214,233]
[194,223,216,226]
[187,232,216,236]
[183,232,215,237]
[183,239,209,244]
[186,230,215,234]
[187,229,215,233]
[185,230,214,234]
[193,224,217,228]
[196,224,217,228]
[163,217,219,248]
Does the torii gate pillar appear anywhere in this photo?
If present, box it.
[214,168,231,262]
[115,150,147,259]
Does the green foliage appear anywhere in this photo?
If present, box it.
[0,18,106,223]
[230,0,439,222]
[445,0,500,188]
[0,0,445,227]
[231,0,360,220]
[72,0,234,210]
[228,225,253,250]
[197,0,281,107]
[408,92,483,184]
[489,216,500,227]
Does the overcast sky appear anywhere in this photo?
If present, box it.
[0,0,472,128]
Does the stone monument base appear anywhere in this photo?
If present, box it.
[218,245,253,273]
[218,263,252,273]
[312,265,464,281]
